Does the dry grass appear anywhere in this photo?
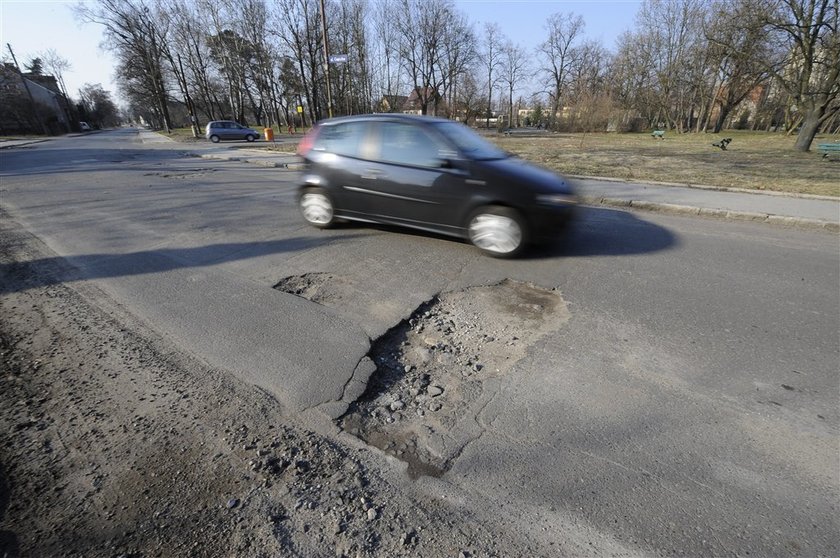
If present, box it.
[496,131,839,197]
[160,127,839,197]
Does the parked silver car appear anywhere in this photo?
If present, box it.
[205,120,259,143]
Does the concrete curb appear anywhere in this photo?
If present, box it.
[582,196,839,232]
[0,139,49,149]
[569,174,839,202]
[182,150,838,233]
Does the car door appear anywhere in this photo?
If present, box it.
[214,121,231,140]
[307,121,374,214]
[348,121,469,234]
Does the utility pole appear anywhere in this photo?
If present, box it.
[318,0,333,119]
[7,43,49,135]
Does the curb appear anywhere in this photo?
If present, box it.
[582,196,839,232]
[183,150,838,233]
[569,175,839,202]
[0,139,49,150]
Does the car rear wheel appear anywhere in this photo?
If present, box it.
[300,188,335,228]
[467,206,526,258]
[210,135,220,143]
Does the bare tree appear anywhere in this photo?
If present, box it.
[272,0,327,122]
[537,12,585,130]
[76,0,173,131]
[330,0,374,115]
[704,0,775,132]
[439,10,476,119]
[500,41,529,127]
[160,0,222,125]
[78,83,120,127]
[395,0,471,116]
[765,0,839,150]
[481,23,505,127]
[567,40,611,131]
[371,0,403,105]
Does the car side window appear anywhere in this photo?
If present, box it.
[314,122,368,158]
[377,123,446,168]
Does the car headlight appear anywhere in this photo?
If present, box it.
[536,193,578,205]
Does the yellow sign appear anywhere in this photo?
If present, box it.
[296,106,303,113]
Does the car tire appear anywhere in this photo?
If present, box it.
[210,135,220,143]
[467,205,527,258]
[246,134,256,142]
[300,188,335,229]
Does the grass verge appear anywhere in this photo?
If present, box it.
[159,128,839,197]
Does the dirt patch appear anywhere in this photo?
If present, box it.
[339,280,571,478]
[143,168,217,179]
[274,272,342,305]
[0,217,546,557]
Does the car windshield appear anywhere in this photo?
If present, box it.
[433,122,508,161]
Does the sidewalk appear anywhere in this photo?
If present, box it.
[185,140,839,232]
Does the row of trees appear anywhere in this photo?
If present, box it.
[0,48,120,135]
[75,0,838,150]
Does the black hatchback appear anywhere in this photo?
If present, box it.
[295,114,577,257]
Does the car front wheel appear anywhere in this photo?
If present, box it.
[467,206,527,257]
[246,134,256,142]
[210,135,220,143]
[300,188,335,228]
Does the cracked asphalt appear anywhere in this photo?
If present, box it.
[1,128,837,556]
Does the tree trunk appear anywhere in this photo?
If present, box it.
[713,106,732,134]
[794,109,823,151]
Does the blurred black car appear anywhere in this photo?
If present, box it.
[295,114,577,257]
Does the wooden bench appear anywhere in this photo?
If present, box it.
[817,142,840,159]
[651,130,665,139]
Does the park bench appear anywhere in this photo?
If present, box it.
[817,142,840,159]
[651,130,665,139]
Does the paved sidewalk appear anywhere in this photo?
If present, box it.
[184,140,839,232]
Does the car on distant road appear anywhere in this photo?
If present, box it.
[295,114,577,257]
[79,121,92,132]
[205,120,260,143]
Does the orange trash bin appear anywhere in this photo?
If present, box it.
[264,127,274,141]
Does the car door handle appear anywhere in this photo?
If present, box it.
[361,169,382,180]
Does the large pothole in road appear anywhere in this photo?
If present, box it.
[339,280,571,478]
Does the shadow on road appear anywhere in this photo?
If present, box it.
[535,206,679,258]
[0,235,358,295]
[364,205,678,260]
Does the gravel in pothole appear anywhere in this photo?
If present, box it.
[339,280,571,478]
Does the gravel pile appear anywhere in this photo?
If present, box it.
[1,220,547,557]
[340,281,570,478]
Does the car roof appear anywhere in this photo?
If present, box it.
[316,114,452,126]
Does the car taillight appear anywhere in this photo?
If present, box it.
[297,125,320,157]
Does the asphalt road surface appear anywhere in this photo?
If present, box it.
[2,129,838,556]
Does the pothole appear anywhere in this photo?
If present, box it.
[339,280,571,478]
[274,272,341,305]
[143,168,217,179]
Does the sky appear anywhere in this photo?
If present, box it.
[1,0,642,106]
